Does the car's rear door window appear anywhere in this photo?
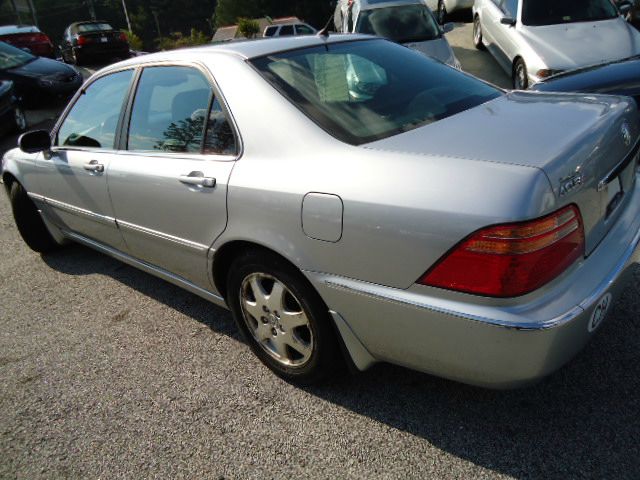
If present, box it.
[279,25,294,36]
[295,24,315,35]
[127,65,237,155]
[204,98,237,155]
[251,39,501,145]
[127,66,213,153]
[56,69,133,148]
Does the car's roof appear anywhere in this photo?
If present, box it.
[70,20,112,27]
[115,34,374,66]
[0,25,40,35]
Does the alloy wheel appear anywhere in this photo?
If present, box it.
[473,17,482,45]
[239,273,314,367]
[514,63,527,90]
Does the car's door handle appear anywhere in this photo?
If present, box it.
[83,160,104,173]
[179,172,216,188]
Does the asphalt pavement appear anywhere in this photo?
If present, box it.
[1,27,640,480]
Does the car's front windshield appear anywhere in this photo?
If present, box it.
[522,0,619,26]
[0,41,36,70]
[356,5,441,43]
[251,39,501,145]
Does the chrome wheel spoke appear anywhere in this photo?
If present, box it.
[287,335,312,358]
[254,321,272,341]
[280,310,308,330]
[242,298,264,323]
[249,276,269,304]
[271,334,289,359]
[266,281,285,312]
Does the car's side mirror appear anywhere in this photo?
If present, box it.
[500,16,516,26]
[19,130,52,154]
[442,22,455,33]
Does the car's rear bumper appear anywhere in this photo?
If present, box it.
[308,173,640,389]
[74,43,129,58]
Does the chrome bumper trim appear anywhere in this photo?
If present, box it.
[319,275,582,331]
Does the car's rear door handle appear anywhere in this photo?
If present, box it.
[83,160,104,173]
[179,172,216,188]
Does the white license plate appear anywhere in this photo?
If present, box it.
[100,37,107,43]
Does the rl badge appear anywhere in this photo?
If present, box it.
[588,293,612,332]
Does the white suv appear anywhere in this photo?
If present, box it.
[263,23,317,37]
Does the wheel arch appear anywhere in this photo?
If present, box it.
[2,171,18,196]
[212,240,304,302]
[211,239,372,373]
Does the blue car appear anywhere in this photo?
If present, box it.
[531,55,640,107]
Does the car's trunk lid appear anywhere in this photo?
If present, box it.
[365,91,640,255]
[77,29,123,44]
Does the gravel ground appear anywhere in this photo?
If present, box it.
[1,28,640,480]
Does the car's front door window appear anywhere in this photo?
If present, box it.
[127,66,213,153]
[56,69,133,149]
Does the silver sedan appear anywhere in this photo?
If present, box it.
[473,0,640,89]
[3,35,640,388]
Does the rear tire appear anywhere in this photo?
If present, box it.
[227,249,343,385]
[513,58,529,89]
[9,181,59,253]
[72,49,83,66]
[473,15,486,50]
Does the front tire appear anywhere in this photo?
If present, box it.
[227,250,342,385]
[473,15,486,50]
[9,181,59,253]
[513,58,529,90]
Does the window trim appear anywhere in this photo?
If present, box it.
[118,59,242,161]
[51,65,137,154]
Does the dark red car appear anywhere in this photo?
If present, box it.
[0,25,55,58]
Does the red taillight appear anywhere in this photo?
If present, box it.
[76,35,88,46]
[418,205,585,298]
[119,32,127,42]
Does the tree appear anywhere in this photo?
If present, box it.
[237,18,260,38]
[214,0,333,29]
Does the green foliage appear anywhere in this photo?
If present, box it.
[156,28,210,51]
[19,0,333,53]
[127,31,144,51]
[237,18,260,38]
[214,0,333,28]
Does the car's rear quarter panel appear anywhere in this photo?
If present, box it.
[209,54,555,290]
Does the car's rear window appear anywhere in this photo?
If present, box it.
[77,23,113,33]
[250,39,501,145]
